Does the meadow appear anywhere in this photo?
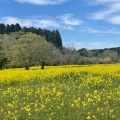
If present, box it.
[0,64,120,120]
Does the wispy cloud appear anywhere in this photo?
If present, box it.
[14,0,69,5]
[88,0,120,24]
[93,0,119,4]
[79,26,120,34]
[0,14,82,30]
[60,14,83,26]
[108,16,120,24]
[0,16,60,28]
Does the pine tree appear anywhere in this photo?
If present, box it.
[53,30,62,48]
[0,23,5,34]
[14,23,21,32]
[10,24,15,32]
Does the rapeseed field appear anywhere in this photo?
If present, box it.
[0,64,120,120]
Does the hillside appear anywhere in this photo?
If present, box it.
[0,23,62,48]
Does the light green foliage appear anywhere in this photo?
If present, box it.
[11,32,53,69]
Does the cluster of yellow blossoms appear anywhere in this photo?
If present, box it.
[0,64,120,119]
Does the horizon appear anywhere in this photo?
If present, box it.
[0,0,120,49]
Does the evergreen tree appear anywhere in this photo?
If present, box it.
[22,26,27,33]
[27,27,37,33]
[6,24,11,34]
[10,24,15,32]
[42,29,51,42]
[36,28,42,35]
[0,23,5,34]
[53,30,62,48]
[14,23,21,32]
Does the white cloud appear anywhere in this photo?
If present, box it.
[0,14,82,30]
[60,14,83,26]
[88,0,120,24]
[108,15,120,24]
[14,0,69,5]
[0,16,61,28]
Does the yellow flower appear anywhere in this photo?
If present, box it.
[8,111,11,115]
[7,103,13,107]
[71,104,74,107]
[86,116,91,120]
[110,109,114,113]
[56,92,63,96]
[86,93,90,97]
[94,90,98,94]
[107,96,111,99]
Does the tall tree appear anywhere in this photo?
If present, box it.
[6,24,11,34]
[36,28,42,35]
[0,23,5,34]
[34,39,53,69]
[53,30,62,48]
[14,23,21,32]
[11,32,53,70]
[10,24,15,32]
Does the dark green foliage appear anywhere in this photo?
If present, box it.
[0,23,63,48]
[0,23,5,34]
[53,30,62,48]
[14,23,21,32]
[22,28,63,48]
[10,24,15,32]
[36,28,42,35]
[6,24,11,34]
[0,23,21,34]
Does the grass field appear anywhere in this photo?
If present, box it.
[0,64,120,120]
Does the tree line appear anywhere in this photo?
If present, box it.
[0,23,120,70]
[0,23,62,48]
[0,32,65,70]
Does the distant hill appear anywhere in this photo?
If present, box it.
[78,46,119,64]
[91,47,120,55]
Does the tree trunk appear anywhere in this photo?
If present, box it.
[25,64,29,70]
[0,63,3,70]
[41,62,45,70]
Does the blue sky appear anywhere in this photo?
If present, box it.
[0,0,120,49]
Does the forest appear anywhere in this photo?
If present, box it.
[0,23,120,70]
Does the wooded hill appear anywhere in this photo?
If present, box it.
[0,23,62,48]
